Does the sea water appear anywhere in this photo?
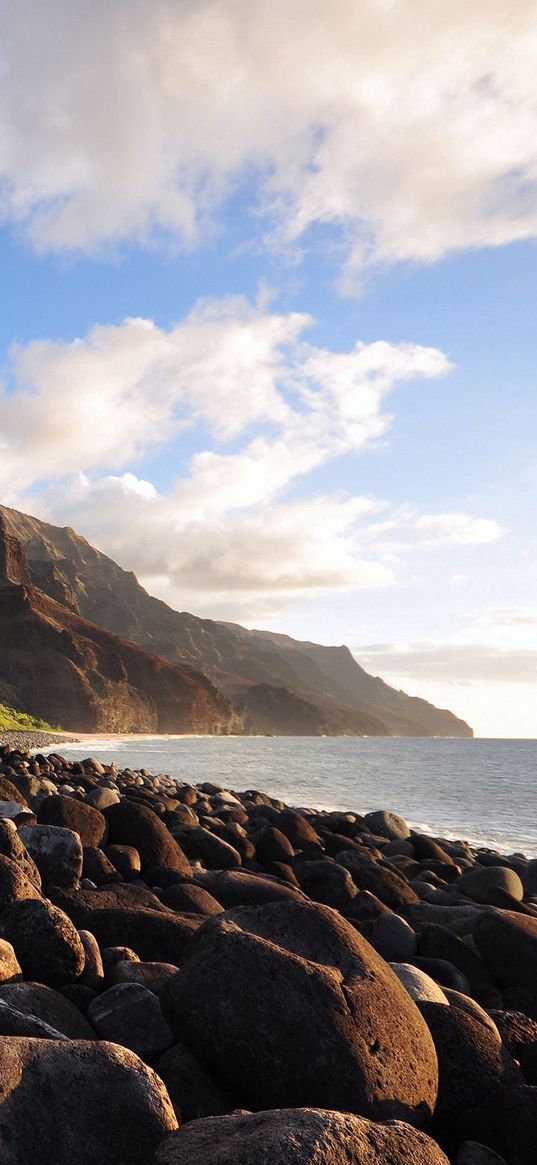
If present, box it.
[58,735,537,858]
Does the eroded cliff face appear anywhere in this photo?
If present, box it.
[0,505,473,737]
[0,519,240,734]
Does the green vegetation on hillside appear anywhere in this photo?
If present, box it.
[0,703,60,733]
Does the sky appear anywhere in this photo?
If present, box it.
[0,0,536,737]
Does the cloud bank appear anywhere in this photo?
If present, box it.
[2,1,537,278]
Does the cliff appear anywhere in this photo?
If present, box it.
[0,506,473,737]
[0,517,239,734]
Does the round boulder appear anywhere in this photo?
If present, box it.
[0,1036,177,1164]
[161,900,438,1126]
[153,1108,449,1165]
[2,899,85,986]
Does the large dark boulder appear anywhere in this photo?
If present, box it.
[157,883,223,915]
[38,795,107,848]
[195,869,305,908]
[417,925,497,1006]
[0,1036,177,1164]
[2,899,85,986]
[473,909,537,986]
[293,860,357,910]
[338,850,419,911]
[156,1043,239,1123]
[104,801,190,874]
[49,883,169,925]
[88,983,174,1062]
[418,1002,521,1146]
[456,865,524,904]
[153,1108,449,1165]
[0,982,95,1038]
[76,907,203,964]
[180,826,241,869]
[161,900,438,1126]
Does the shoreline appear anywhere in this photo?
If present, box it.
[0,740,536,1160]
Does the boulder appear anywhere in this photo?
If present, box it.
[2,899,85,986]
[458,1085,537,1165]
[153,1107,450,1165]
[181,825,241,869]
[161,900,438,1126]
[0,998,66,1039]
[364,811,411,840]
[443,990,500,1040]
[473,909,537,986]
[156,1042,239,1123]
[195,869,304,908]
[419,1003,522,1145]
[0,939,21,983]
[457,1144,509,1164]
[111,959,179,994]
[293,860,357,909]
[82,846,122,885]
[417,925,496,1005]
[88,983,174,1062]
[456,865,524,904]
[76,907,202,964]
[0,981,95,1038]
[390,963,449,1005]
[338,850,419,911]
[370,912,416,962]
[488,1009,537,1058]
[104,801,190,874]
[0,853,43,912]
[0,1036,177,1164]
[105,843,142,879]
[19,824,83,889]
[38,795,107,848]
[0,819,41,888]
[157,882,223,915]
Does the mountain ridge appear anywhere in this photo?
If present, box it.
[0,504,472,737]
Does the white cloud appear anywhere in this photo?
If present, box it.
[0,296,500,616]
[413,512,502,545]
[1,2,537,275]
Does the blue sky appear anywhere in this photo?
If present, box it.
[1,1,537,736]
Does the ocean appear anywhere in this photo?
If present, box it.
[57,735,537,859]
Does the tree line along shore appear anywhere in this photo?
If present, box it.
[0,741,534,1164]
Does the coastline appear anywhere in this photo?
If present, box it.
[0,739,536,1160]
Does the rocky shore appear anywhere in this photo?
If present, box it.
[0,744,535,1163]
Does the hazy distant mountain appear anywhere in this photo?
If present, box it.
[0,505,472,737]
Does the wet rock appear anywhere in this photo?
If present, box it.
[161,899,438,1126]
[2,898,85,986]
[0,1036,177,1164]
[153,1107,450,1165]
[19,824,83,889]
[88,982,174,1062]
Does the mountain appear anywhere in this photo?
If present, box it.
[0,505,473,737]
[0,514,239,734]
